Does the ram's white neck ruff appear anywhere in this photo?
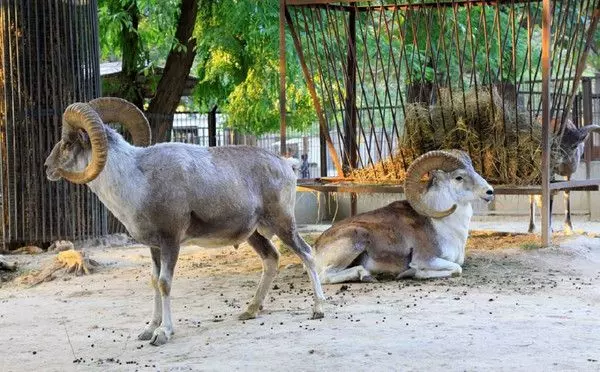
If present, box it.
[421,185,473,264]
[85,138,146,230]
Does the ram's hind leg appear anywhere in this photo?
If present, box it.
[138,247,162,340]
[563,189,574,234]
[239,231,280,320]
[320,265,375,284]
[275,227,325,319]
[528,195,537,233]
[316,236,375,284]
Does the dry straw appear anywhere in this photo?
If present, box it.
[350,86,551,186]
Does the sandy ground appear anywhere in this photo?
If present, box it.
[1,217,600,372]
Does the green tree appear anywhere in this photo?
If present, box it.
[191,0,314,134]
[98,0,315,139]
[99,0,199,142]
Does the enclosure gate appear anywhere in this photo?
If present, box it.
[0,1,108,249]
[280,0,600,246]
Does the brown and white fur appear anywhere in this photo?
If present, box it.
[314,151,494,284]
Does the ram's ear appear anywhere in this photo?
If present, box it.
[77,130,91,149]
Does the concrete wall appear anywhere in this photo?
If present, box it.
[294,161,600,224]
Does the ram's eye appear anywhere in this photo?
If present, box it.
[455,176,463,181]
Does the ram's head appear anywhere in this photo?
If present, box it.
[404,150,494,218]
[552,122,600,176]
[44,98,151,184]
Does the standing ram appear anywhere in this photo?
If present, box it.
[528,120,600,234]
[314,150,494,283]
[44,98,325,345]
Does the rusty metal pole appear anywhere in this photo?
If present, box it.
[344,7,357,216]
[541,0,552,247]
[279,0,287,157]
[582,78,593,179]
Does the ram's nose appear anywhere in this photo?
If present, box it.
[482,188,494,202]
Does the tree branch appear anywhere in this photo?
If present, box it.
[146,0,200,143]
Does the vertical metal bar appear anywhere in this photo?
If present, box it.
[279,0,287,157]
[320,127,327,177]
[582,77,592,179]
[208,105,217,147]
[0,0,8,251]
[541,0,552,247]
[595,72,600,160]
[344,7,357,215]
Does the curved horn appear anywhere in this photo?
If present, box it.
[404,150,465,218]
[58,103,108,184]
[578,124,600,141]
[88,97,151,146]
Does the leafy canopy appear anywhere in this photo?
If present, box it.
[98,0,316,135]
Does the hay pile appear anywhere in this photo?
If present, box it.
[350,86,548,185]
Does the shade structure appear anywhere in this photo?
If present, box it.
[281,0,600,245]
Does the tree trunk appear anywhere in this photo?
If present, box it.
[146,0,199,143]
[106,0,144,108]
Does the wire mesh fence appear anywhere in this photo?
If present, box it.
[284,0,600,185]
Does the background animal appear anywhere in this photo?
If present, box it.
[314,150,494,284]
[528,120,600,233]
[44,98,325,346]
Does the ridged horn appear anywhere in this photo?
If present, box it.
[58,103,108,184]
[404,150,465,218]
[578,124,600,141]
[88,97,151,146]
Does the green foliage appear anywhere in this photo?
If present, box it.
[98,0,179,67]
[97,1,595,136]
[98,0,315,135]
[192,0,315,134]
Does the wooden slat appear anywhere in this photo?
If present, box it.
[549,179,600,191]
[296,179,600,195]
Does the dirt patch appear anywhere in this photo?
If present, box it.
[1,233,600,371]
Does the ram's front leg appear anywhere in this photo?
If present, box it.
[563,189,574,235]
[138,247,162,340]
[149,241,180,346]
[411,257,462,279]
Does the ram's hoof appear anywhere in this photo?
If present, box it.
[311,310,324,320]
[138,325,158,341]
[149,327,172,346]
[239,304,259,320]
[361,275,378,283]
[238,311,257,320]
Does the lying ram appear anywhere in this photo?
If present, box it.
[528,120,600,234]
[314,150,494,283]
[44,98,325,345]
